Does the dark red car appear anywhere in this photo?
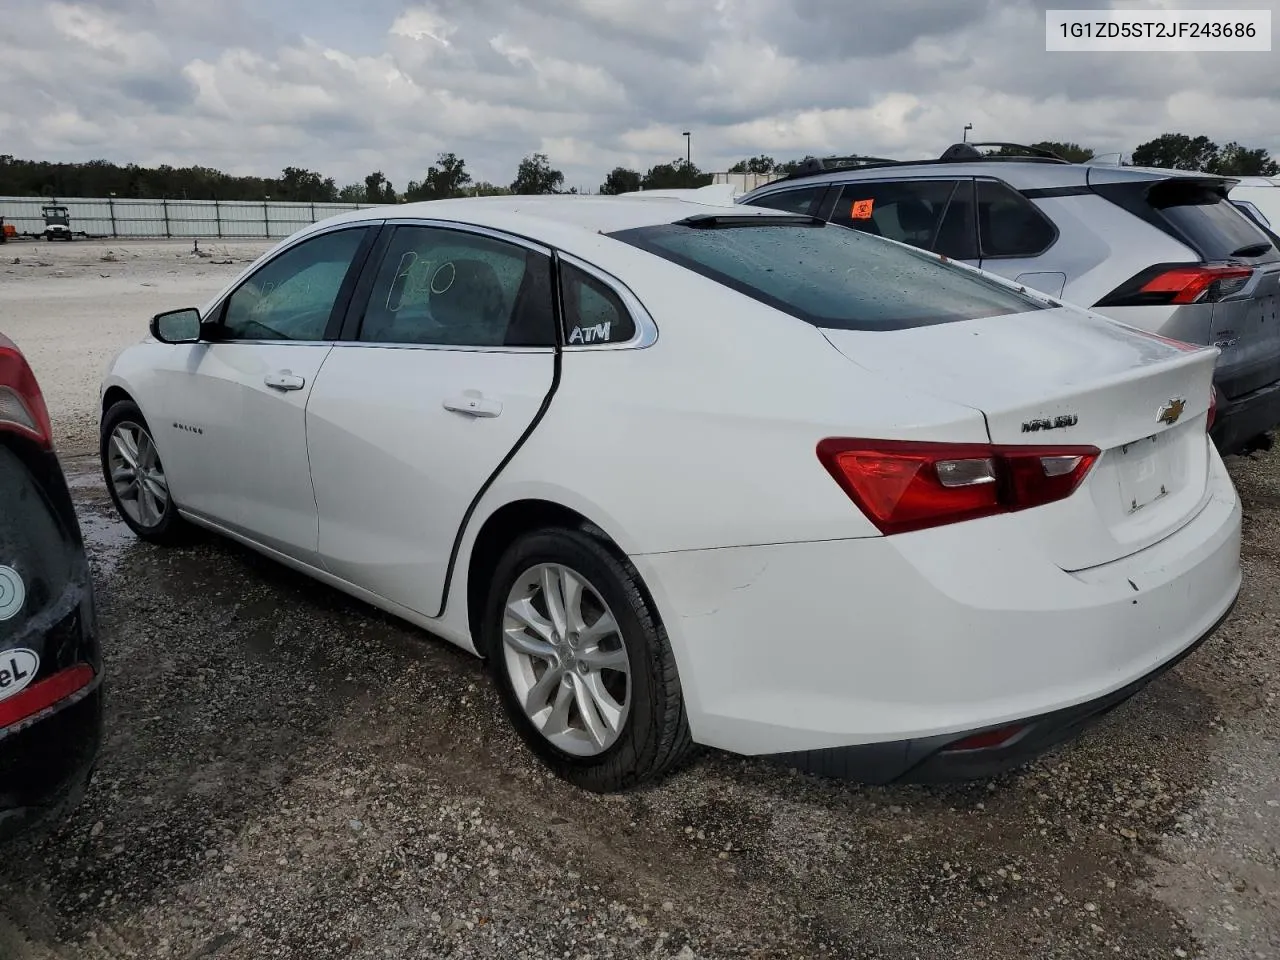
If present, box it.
[0,333,102,841]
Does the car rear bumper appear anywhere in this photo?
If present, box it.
[1211,376,1280,455]
[0,682,103,842]
[634,446,1241,778]
[762,599,1232,783]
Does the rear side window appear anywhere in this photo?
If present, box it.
[975,180,1057,258]
[743,187,825,216]
[561,263,636,345]
[1150,182,1278,262]
[608,221,1046,331]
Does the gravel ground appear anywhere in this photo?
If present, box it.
[1,240,1278,959]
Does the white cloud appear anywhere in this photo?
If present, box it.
[1,0,1278,193]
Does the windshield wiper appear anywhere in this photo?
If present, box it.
[1229,241,1272,258]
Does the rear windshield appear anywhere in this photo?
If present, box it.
[1149,182,1278,262]
[606,221,1047,331]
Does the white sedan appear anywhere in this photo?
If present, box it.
[99,196,1242,791]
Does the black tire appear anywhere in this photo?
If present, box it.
[482,526,695,792]
[100,400,191,545]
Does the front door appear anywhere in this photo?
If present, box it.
[155,225,375,563]
[306,222,559,617]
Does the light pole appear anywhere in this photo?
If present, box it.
[963,123,973,143]
[683,131,691,167]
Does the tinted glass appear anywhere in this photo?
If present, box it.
[561,264,636,345]
[1153,184,1278,262]
[609,222,1045,331]
[745,187,824,216]
[832,180,947,242]
[359,226,555,347]
[975,180,1057,258]
[222,228,367,340]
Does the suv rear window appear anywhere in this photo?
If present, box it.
[607,220,1047,331]
[1149,181,1279,262]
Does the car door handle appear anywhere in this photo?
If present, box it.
[442,394,502,418]
[264,371,306,391]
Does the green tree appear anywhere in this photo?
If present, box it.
[774,156,816,176]
[337,183,364,202]
[471,181,512,196]
[1131,134,1219,171]
[640,159,713,190]
[404,153,472,201]
[1209,142,1280,177]
[510,153,565,194]
[364,171,396,203]
[728,155,777,174]
[598,167,642,194]
[1030,141,1094,163]
[278,167,337,202]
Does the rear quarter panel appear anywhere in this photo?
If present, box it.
[468,246,991,558]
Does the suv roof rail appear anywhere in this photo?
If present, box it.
[938,142,1070,164]
[790,155,902,177]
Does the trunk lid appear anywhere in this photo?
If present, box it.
[821,306,1219,570]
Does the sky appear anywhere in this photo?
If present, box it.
[2,0,1278,192]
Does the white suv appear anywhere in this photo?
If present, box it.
[739,143,1280,456]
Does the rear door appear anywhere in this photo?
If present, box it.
[826,178,980,263]
[305,222,558,618]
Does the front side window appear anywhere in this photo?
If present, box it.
[831,179,978,260]
[975,179,1058,258]
[743,186,825,216]
[561,264,636,346]
[221,228,369,341]
[357,226,555,347]
[609,220,1046,331]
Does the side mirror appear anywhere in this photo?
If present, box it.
[150,308,202,344]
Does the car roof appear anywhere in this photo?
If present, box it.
[742,158,1235,197]
[320,194,791,240]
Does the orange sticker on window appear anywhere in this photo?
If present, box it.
[850,199,875,219]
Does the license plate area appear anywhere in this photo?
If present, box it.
[1115,431,1175,514]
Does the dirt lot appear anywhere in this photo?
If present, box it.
[1,239,1279,959]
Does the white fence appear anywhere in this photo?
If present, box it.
[0,196,381,240]
[712,172,784,192]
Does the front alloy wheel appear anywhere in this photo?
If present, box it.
[107,421,170,529]
[100,400,190,545]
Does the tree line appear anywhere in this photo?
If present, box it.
[1,132,1274,203]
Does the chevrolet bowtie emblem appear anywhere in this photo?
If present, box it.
[1157,397,1186,426]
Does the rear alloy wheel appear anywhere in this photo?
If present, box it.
[100,401,190,544]
[484,527,694,792]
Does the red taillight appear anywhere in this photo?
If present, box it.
[0,334,53,448]
[1097,263,1253,308]
[0,664,94,730]
[1207,385,1218,432]
[817,439,1100,535]
[1140,265,1253,304]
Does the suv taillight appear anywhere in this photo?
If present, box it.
[1207,385,1218,432]
[1096,263,1254,308]
[817,439,1100,536]
[0,334,52,449]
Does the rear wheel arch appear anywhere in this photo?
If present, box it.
[463,498,638,649]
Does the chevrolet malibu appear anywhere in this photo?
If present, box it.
[98,197,1241,792]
